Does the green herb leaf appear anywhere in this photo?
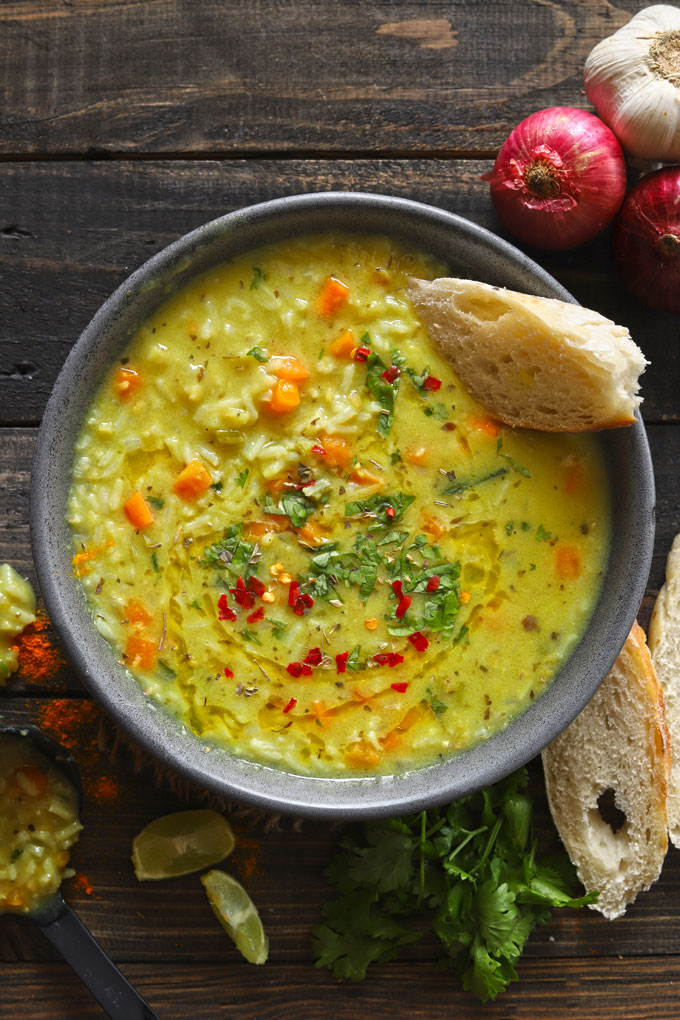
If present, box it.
[263,490,316,528]
[249,265,266,290]
[158,660,177,680]
[425,688,448,717]
[240,628,262,646]
[151,551,160,573]
[344,491,415,526]
[235,468,250,489]
[536,524,552,542]
[147,495,165,510]
[442,467,508,496]
[246,346,269,362]
[202,524,259,580]
[365,352,399,437]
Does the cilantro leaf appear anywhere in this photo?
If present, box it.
[246,346,269,362]
[201,524,259,579]
[263,490,316,528]
[344,491,415,526]
[313,768,597,1001]
[442,467,508,496]
[364,352,400,437]
[249,265,266,289]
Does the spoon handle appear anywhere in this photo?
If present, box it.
[39,900,160,1020]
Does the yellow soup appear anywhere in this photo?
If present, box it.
[0,735,82,914]
[68,234,610,776]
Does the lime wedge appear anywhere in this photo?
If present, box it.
[201,869,269,965]
[132,810,235,881]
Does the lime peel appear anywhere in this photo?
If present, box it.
[201,868,269,965]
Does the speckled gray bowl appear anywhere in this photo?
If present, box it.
[31,192,655,819]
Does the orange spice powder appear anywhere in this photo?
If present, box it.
[14,609,66,686]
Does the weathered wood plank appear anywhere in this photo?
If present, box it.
[0,698,679,967]
[3,956,680,1020]
[0,0,644,157]
[1,160,677,426]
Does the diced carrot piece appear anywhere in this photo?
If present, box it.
[268,379,300,413]
[565,461,584,495]
[405,447,430,466]
[125,635,157,671]
[349,465,383,487]
[318,276,349,319]
[318,433,352,469]
[345,740,381,769]
[265,476,288,498]
[421,513,446,539]
[555,545,581,579]
[123,491,155,529]
[365,618,379,630]
[271,356,309,382]
[468,416,501,438]
[126,600,153,628]
[296,521,327,546]
[459,590,471,604]
[172,460,212,501]
[15,765,48,797]
[113,366,142,400]
[381,730,402,753]
[329,329,356,359]
[246,517,290,540]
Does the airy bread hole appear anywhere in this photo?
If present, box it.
[597,788,627,834]
[457,296,508,322]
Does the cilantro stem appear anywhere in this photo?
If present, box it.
[447,825,487,862]
[418,811,427,905]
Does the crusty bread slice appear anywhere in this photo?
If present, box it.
[541,622,669,920]
[649,533,680,848]
[408,277,647,431]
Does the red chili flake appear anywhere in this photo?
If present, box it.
[288,580,314,616]
[353,346,370,362]
[217,594,237,622]
[391,580,404,599]
[374,652,405,668]
[423,376,441,391]
[390,681,409,693]
[385,506,395,519]
[336,651,349,674]
[382,365,401,384]
[426,575,441,592]
[247,576,266,597]
[282,697,297,714]
[304,647,323,666]
[224,667,234,679]
[396,595,412,619]
[287,661,307,678]
[231,575,255,609]
[311,444,326,456]
[246,606,265,625]
[408,631,429,652]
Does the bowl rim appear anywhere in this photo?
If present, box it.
[30,191,655,819]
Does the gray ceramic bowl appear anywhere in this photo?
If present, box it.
[31,192,655,819]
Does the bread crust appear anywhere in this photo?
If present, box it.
[541,622,669,920]
[408,277,647,432]
[649,533,680,847]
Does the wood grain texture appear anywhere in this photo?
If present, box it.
[1,159,677,426]
[3,956,680,1020]
[0,0,647,157]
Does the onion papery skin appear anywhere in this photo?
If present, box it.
[614,165,680,314]
[486,107,627,251]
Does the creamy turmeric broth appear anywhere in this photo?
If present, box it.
[68,235,610,776]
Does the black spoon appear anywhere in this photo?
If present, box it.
[0,725,161,1020]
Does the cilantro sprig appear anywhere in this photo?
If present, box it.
[263,490,317,528]
[313,768,597,1000]
[201,524,259,580]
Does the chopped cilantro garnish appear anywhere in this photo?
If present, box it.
[404,364,431,397]
[501,454,531,478]
[344,491,415,526]
[249,265,266,290]
[202,524,259,579]
[312,768,597,999]
[269,619,288,641]
[190,598,202,610]
[442,467,508,496]
[158,660,176,680]
[365,352,400,437]
[425,688,447,717]
[345,644,363,672]
[151,551,160,573]
[453,623,468,644]
[536,523,552,542]
[147,495,165,510]
[264,490,316,528]
[390,450,402,465]
[235,468,250,489]
[240,628,262,646]
[246,346,269,362]
[211,480,223,491]
[521,521,531,532]
[505,521,514,535]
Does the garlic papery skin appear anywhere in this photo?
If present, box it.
[584,4,680,162]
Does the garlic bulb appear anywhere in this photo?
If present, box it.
[584,4,680,162]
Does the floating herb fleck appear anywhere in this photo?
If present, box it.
[249,265,266,290]
[536,523,552,542]
[246,346,269,362]
[235,468,250,489]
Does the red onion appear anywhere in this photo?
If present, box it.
[614,166,680,315]
[485,107,627,250]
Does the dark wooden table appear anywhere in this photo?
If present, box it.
[2,2,679,1017]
